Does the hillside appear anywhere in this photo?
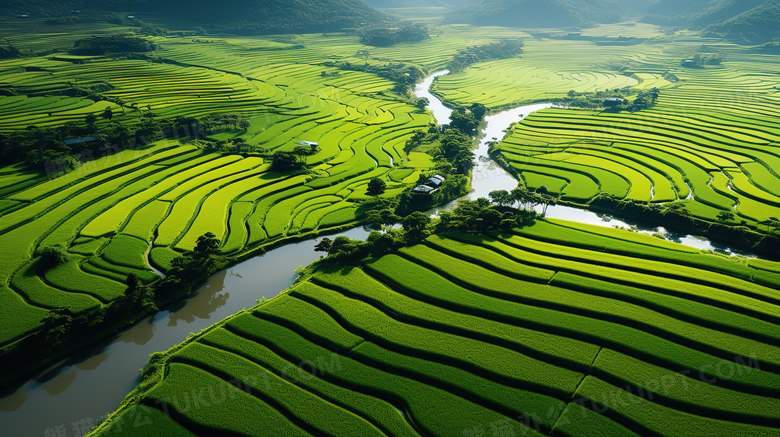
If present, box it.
[1,0,388,33]
[446,0,625,28]
[364,0,473,7]
[642,0,780,42]
[706,0,780,42]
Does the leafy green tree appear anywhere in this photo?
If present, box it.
[402,211,431,242]
[366,178,387,198]
[716,211,735,224]
[402,211,431,231]
[39,246,68,270]
[328,236,359,255]
[41,307,73,347]
[194,232,220,257]
[272,152,303,170]
[380,209,400,229]
[489,189,512,206]
[470,103,487,120]
[540,194,558,216]
[449,111,478,135]
[477,208,503,230]
[314,238,332,253]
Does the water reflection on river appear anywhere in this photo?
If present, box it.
[1,71,765,436]
[0,227,370,436]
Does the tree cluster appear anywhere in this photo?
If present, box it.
[0,109,254,173]
[0,44,21,59]
[686,53,725,66]
[447,39,524,73]
[488,186,558,215]
[72,35,157,55]
[316,197,539,265]
[325,60,425,94]
[270,145,318,171]
[359,24,431,47]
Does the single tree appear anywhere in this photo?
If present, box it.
[489,189,512,207]
[380,209,400,229]
[716,211,735,224]
[470,103,487,120]
[102,107,113,121]
[238,119,250,131]
[314,238,332,253]
[416,97,429,111]
[194,232,220,257]
[39,246,68,270]
[477,208,503,230]
[541,194,558,216]
[402,211,431,231]
[366,178,386,198]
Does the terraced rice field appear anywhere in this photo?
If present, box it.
[431,38,780,225]
[434,59,648,108]
[0,31,439,353]
[92,219,780,436]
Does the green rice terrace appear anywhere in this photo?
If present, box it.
[91,219,780,437]
[1,4,780,437]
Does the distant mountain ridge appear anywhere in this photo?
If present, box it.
[364,0,473,7]
[1,0,388,33]
[642,0,780,42]
[446,0,625,28]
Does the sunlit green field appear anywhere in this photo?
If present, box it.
[418,25,780,225]
[0,22,445,351]
[91,219,780,437]
[2,17,780,437]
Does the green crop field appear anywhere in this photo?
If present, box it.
[91,219,780,437]
[0,22,447,352]
[4,14,780,437]
[423,29,780,226]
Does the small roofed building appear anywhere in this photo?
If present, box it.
[412,174,445,195]
[17,14,30,19]
[126,15,135,19]
[681,60,696,68]
[412,185,435,194]
[298,141,319,151]
[603,97,626,107]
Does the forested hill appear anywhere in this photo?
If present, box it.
[446,0,625,28]
[642,0,780,42]
[1,0,388,33]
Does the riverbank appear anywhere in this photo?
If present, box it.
[4,69,769,437]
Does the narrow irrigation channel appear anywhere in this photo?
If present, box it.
[0,71,759,437]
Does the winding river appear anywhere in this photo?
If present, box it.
[0,71,758,437]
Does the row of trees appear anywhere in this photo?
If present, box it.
[564,87,660,112]
[447,39,525,73]
[324,60,426,95]
[72,35,158,55]
[315,197,538,264]
[488,187,559,215]
[717,211,780,234]
[359,24,430,47]
[1,108,254,171]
